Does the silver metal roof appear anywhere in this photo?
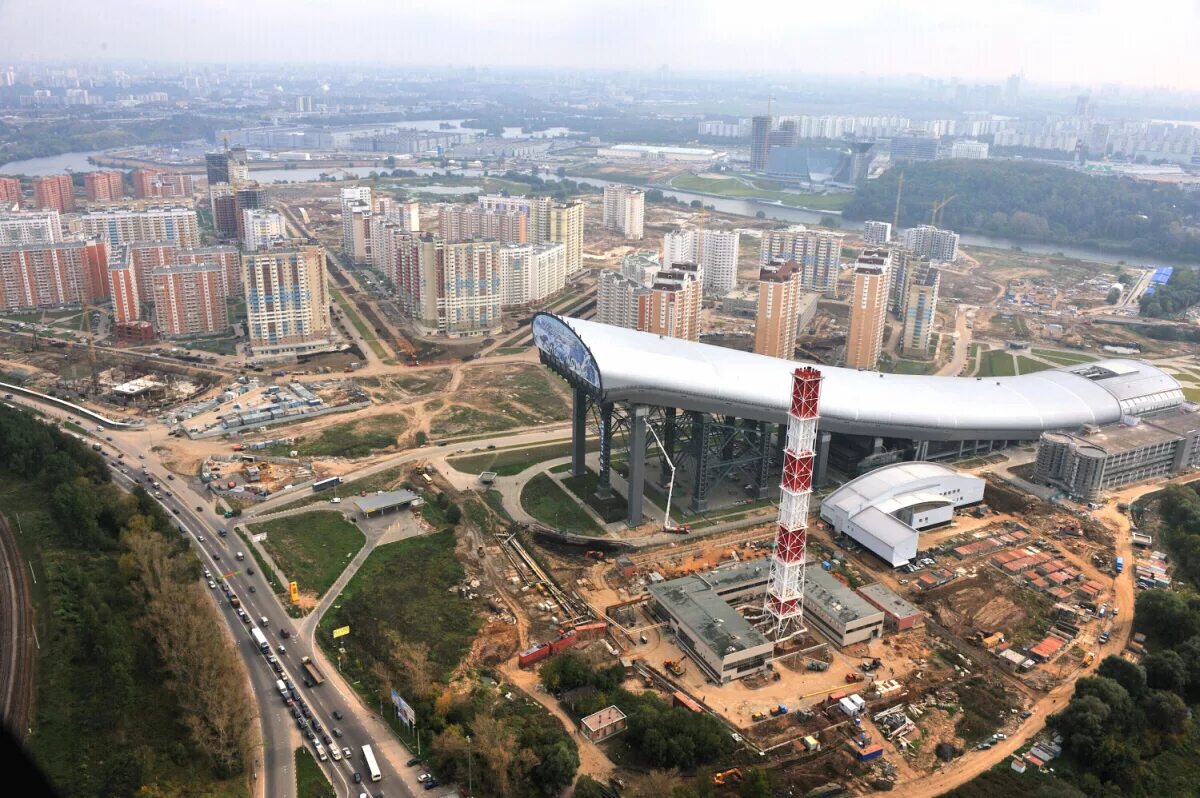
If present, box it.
[535,315,1183,442]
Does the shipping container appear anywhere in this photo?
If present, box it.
[518,643,551,668]
[856,744,884,762]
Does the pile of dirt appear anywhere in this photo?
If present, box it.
[470,620,520,666]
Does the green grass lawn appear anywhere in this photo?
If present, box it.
[236,526,285,596]
[267,413,408,459]
[1031,347,1098,365]
[447,438,597,476]
[494,346,528,355]
[331,287,387,359]
[669,173,852,210]
[1015,355,1055,374]
[561,467,629,523]
[295,747,334,798]
[248,511,365,598]
[891,359,938,375]
[318,528,480,694]
[187,337,240,356]
[978,349,1016,377]
[520,472,605,535]
[430,405,525,438]
[1185,387,1200,403]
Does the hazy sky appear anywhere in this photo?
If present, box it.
[3,0,1200,90]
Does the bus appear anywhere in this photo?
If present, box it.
[361,744,382,782]
[312,476,343,493]
[251,627,269,653]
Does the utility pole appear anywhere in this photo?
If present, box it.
[466,735,473,797]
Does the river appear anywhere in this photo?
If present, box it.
[0,149,1189,268]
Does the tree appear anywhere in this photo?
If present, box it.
[1097,656,1147,699]
[740,768,773,798]
[1051,695,1111,761]
[1144,650,1188,693]
[1141,689,1189,735]
[573,776,608,798]
[445,504,463,525]
[755,210,766,219]
[414,431,428,446]
[1106,286,1122,304]
[531,740,579,796]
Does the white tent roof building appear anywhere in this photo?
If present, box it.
[819,462,985,566]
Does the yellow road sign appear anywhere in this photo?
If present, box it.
[333,626,351,639]
[289,581,300,604]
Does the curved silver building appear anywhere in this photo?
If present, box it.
[531,313,1184,524]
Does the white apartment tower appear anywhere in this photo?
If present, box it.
[241,244,333,357]
[602,185,645,240]
[760,227,844,297]
[863,220,893,246]
[662,228,739,296]
[499,243,568,306]
[903,225,959,262]
[241,208,286,250]
[597,270,650,330]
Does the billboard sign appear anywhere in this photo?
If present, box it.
[531,314,600,392]
[332,626,351,639]
[391,689,416,727]
[289,581,300,604]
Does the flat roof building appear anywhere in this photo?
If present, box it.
[1033,407,1200,501]
[580,706,627,742]
[802,568,885,646]
[355,489,422,516]
[857,582,925,630]
[820,462,985,566]
[647,562,774,683]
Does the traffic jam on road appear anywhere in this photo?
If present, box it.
[80,427,398,795]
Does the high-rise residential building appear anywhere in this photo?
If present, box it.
[242,208,286,250]
[0,240,104,310]
[234,186,268,243]
[209,184,238,239]
[889,132,940,162]
[863,221,893,246]
[0,210,61,245]
[597,270,650,330]
[84,171,124,202]
[179,245,241,297]
[620,251,660,285]
[150,261,228,337]
[340,186,373,262]
[126,241,178,301]
[296,95,313,113]
[901,265,940,356]
[602,185,644,240]
[498,243,568,306]
[887,248,922,316]
[949,140,989,160]
[548,200,585,274]
[644,263,702,341]
[79,204,201,249]
[438,204,527,244]
[205,147,248,187]
[398,237,503,338]
[753,260,803,359]
[371,220,418,293]
[0,177,22,205]
[903,224,959,262]
[759,227,843,297]
[242,244,332,357]
[32,175,75,213]
[750,115,772,172]
[478,195,551,243]
[108,249,142,324]
[662,228,739,296]
[131,169,160,199]
[845,249,891,370]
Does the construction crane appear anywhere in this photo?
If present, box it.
[892,172,904,230]
[645,421,685,533]
[931,195,955,227]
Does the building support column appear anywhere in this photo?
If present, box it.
[914,439,929,461]
[660,407,677,487]
[626,404,648,527]
[690,411,710,512]
[571,386,588,478]
[754,420,773,499]
[596,402,614,499]
[815,430,832,487]
[872,436,884,455]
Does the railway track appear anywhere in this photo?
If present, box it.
[0,515,35,737]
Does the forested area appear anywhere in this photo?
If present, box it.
[0,406,252,796]
[0,112,242,164]
[845,160,1200,260]
[1139,268,1200,318]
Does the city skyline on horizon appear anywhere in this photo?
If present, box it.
[2,0,1199,94]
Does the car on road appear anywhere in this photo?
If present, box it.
[195,506,203,512]
[417,773,431,783]
[332,710,343,720]
[305,729,315,741]
[138,454,145,459]
[353,772,362,784]
[322,732,332,745]
[281,629,291,639]
[343,746,352,758]
[301,706,311,719]
[424,778,439,790]
[171,508,180,515]
[204,569,212,579]
[311,718,322,731]
[105,436,112,442]
[303,677,314,688]
[291,707,301,719]
[212,552,221,560]
[197,535,205,542]
[277,644,286,654]
[248,585,256,593]
[332,728,342,738]
[247,567,255,575]
[207,580,216,589]
[406,758,421,767]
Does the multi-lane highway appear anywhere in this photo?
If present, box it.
[7,394,417,798]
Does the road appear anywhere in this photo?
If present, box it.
[937,304,975,376]
[8,393,418,798]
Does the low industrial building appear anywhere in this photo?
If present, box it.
[580,706,627,742]
[1032,407,1200,500]
[354,489,422,517]
[803,569,885,646]
[857,582,925,630]
[647,562,774,684]
[819,463,985,567]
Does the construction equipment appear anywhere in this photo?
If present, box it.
[712,768,743,786]
[664,524,691,535]
[861,657,883,672]
[751,711,767,722]
[584,550,606,560]
[770,704,789,717]
[807,659,830,672]
[663,659,686,677]
[931,194,956,227]
[646,407,681,533]
[845,672,865,683]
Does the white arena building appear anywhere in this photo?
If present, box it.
[819,463,985,566]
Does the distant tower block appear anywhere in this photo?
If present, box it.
[765,366,822,642]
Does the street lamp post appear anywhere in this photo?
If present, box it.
[466,734,473,797]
